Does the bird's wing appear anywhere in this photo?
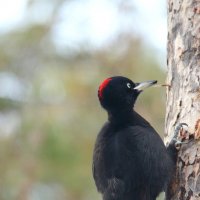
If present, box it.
[122,125,166,156]
[122,125,167,166]
[119,125,171,188]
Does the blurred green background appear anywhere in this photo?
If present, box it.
[0,0,167,199]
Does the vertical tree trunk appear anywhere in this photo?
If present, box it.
[165,0,200,199]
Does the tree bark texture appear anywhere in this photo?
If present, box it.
[165,0,200,199]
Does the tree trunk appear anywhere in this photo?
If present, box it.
[165,0,200,199]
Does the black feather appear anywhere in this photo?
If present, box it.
[93,77,175,200]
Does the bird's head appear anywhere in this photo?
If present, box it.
[98,76,157,112]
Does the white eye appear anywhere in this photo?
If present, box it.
[127,83,131,89]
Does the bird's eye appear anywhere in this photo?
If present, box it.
[127,83,131,89]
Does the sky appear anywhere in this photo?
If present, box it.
[0,0,27,31]
[0,0,167,54]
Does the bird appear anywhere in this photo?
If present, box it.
[92,76,175,200]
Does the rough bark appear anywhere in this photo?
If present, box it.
[165,0,200,199]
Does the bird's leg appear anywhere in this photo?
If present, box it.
[166,123,189,163]
[171,123,189,146]
[165,123,190,200]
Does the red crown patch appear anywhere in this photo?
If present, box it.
[98,78,112,99]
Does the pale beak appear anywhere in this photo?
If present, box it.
[134,80,157,91]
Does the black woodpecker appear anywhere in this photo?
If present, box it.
[92,76,176,200]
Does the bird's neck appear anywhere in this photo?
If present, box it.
[108,108,150,127]
[108,108,133,125]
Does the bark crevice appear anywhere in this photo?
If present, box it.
[166,0,200,199]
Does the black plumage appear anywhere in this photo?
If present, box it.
[93,76,174,200]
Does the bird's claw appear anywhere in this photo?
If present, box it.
[172,138,188,144]
[172,123,189,145]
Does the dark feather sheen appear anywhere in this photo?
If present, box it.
[93,77,174,200]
